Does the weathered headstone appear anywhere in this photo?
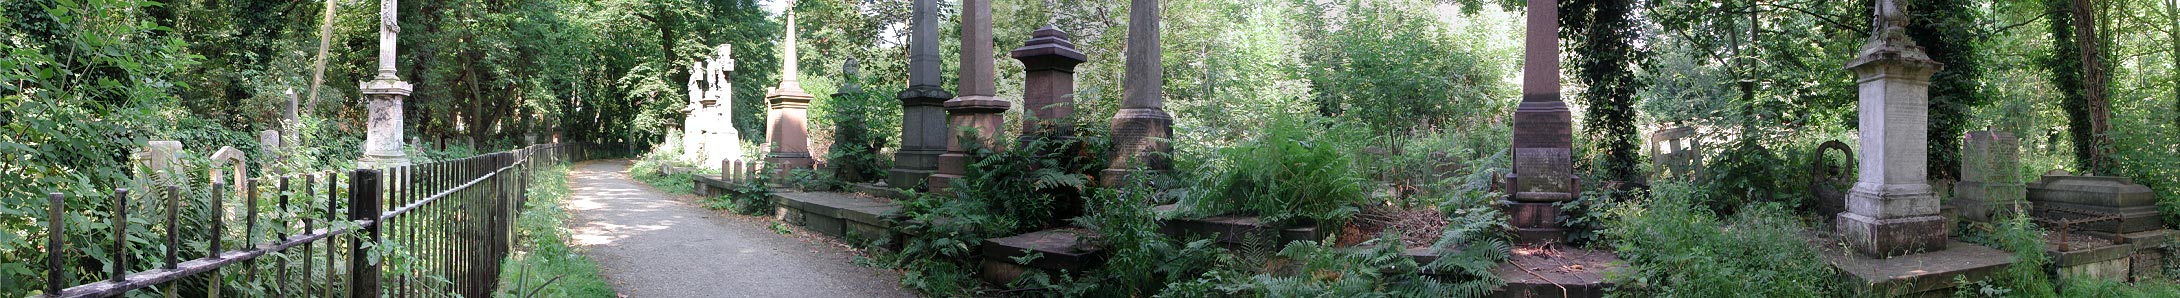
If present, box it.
[1647,126,1702,180]
[1103,0,1175,187]
[209,146,248,192]
[765,5,817,175]
[282,89,301,149]
[359,0,412,167]
[1953,131,2029,223]
[1504,0,1577,245]
[890,0,953,189]
[1012,26,1087,139]
[1836,0,1949,258]
[704,44,742,170]
[930,0,1007,193]
[136,141,187,190]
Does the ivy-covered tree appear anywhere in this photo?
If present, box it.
[1910,0,1987,182]
[1563,0,1647,184]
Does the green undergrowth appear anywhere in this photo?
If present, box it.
[496,164,616,298]
[1176,114,1369,225]
[700,175,775,216]
[629,157,697,195]
[1601,182,1840,297]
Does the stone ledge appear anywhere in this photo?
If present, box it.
[979,228,1106,285]
[769,191,903,247]
[1151,205,1323,249]
[1814,237,2014,297]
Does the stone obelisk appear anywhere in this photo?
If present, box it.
[1103,0,1174,187]
[765,4,817,175]
[1504,0,1575,245]
[890,0,953,189]
[359,0,412,167]
[929,0,1006,193]
[706,45,742,169]
[1837,0,1948,258]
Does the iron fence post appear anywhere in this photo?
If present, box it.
[348,169,382,298]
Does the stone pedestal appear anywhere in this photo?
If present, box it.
[1836,17,1948,258]
[703,45,742,170]
[930,0,1004,193]
[1953,131,2028,222]
[1011,26,1086,140]
[360,79,412,168]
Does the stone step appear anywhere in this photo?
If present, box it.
[770,191,904,248]
[1812,236,2014,297]
[978,228,1106,285]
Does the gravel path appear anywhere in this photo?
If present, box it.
[564,160,915,298]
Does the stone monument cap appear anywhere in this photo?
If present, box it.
[1010,26,1086,64]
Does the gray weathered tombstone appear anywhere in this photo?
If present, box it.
[1835,0,1949,258]
[765,4,817,175]
[1953,131,2029,223]
[889,0,953,189]
[1103,0,1175,187]
[209,146,248,193]
[2027,175,2162,234]
[704,45,743,170]
[685,61,707,164]
[136,141,188,192]
[930,0,1008,193]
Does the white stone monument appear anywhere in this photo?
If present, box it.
[1837,0,1949,258]
[359,0,412,167]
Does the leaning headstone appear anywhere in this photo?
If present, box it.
[1953,131,2028,222]
[930,0,1008,193]
[1835,0,1949,258]
[764,5,817,175]
[1505,0,1577,246]
[359,0,412,167]
[889,0,952,190]
[1647,126,1702,180]
[1103,0,1175,187]
[2027,175,2162,234]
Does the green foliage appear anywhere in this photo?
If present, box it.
[815,76,894,184]
[1601,182,1838,297]
[1563,0,1648,184]
[629,157,697,195]
[1180,115,1367,225]
[1953,211,2055,298]
[702,176,776,216]
[1246,236,1483,297]
[497,164,617,298]
[1293,0,1512,133]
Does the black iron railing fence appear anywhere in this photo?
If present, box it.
[39,143,598,298]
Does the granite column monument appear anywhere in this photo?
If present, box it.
[1505,0,1576,245]
[891,0,953,189]
[1103,0,1174,187]
[930,0,1008,192]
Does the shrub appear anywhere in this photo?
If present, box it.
[1180,115,1367,225]
[1601,182,1838,297]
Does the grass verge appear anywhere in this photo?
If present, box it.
[496,164,617,298]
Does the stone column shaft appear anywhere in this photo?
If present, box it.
[931,0,1004,192]
[1503,0,1573,246]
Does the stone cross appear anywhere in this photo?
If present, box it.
[1874,0,1907,32]
[1505,0,1576,246]
[705,44,742,170]
[358,0,411,167]
[1011,26,1087,138]
[765,4,817,175]
[890,0,954,189]
[1103,0,1176,187]
[1837,0,1948,258]
[930,0,1008,193]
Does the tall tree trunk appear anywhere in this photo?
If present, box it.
[2170,0,2179,129]
[2074,0,2113,175]
[306,0,336,113]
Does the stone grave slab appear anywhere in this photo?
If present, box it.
[979,228,1105,285]
[1813,236,2013,297]
[1489,248,1620,298]
[1150,205,1324,248]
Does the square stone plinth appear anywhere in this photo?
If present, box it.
[1837,213,1949,258]
[1815,237,2014,297]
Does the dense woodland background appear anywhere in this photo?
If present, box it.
[5,0,2180,295]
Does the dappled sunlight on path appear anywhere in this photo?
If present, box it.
[564,160,913,298]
